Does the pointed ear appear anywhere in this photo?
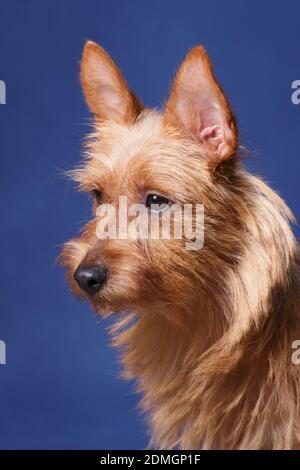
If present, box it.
[80,41,142,123]
[164,46,237,163]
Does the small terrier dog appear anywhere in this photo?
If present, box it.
[62,41,300,449]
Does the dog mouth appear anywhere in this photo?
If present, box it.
[71,258,152,315]
[72,268,128,315]
[87,291,132,317]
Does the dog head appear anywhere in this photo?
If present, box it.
[61,41,240,318]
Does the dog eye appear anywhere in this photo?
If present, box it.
[146,194,170,212]
[90,189,102,204]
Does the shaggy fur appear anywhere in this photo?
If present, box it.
[61,41,300,449]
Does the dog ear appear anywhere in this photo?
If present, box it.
[81,41,142,123]
[164,46,237,164]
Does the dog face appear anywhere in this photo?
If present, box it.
[62,42,239,318]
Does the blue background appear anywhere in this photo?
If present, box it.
[0,0,299,450]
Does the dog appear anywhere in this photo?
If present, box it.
[61,41,300,449]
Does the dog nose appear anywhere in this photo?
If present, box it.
[74,265,107,295]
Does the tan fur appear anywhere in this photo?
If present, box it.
[61,42,300,450]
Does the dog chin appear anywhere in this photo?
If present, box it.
[89,293,128,317]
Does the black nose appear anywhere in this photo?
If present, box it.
[74,265,107,295]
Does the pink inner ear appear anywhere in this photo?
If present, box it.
[197,107,228,158]
[199,124,226,156]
